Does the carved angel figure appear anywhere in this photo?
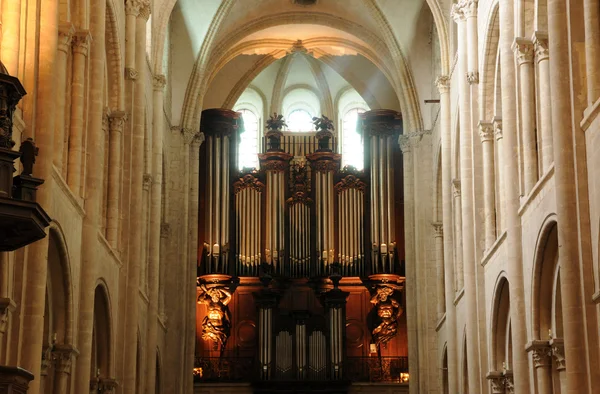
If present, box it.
[370,285,403,347]
[197,285,232,349]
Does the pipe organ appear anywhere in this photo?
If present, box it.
[196,109,408,385]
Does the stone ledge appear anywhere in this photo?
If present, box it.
[481,231,507,267]
[518,163,555,217]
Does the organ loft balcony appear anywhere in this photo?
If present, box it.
[195,108,408,393]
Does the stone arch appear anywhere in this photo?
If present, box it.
[46,223,75,346]
[490,274,511,370]
[92,281,113,377]
[480,1,500,122]
[531,215,559,339]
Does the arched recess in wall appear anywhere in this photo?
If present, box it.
[91,283,112,378]
[490,275,512,371]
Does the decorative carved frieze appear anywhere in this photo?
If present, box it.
[124,67,139,81]
[467,71,479,85]
[478,121,494,143]
[435,75,451,94]
[451,3,465,22]
[234,174,264,194]
[513,38,535,65]
[124,0,144,16]
[335,174,366,193]
[532,31,549,62]
[360,110,402,138]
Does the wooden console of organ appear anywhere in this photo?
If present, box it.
[195,109,408,385]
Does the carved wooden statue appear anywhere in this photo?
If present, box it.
[369,285,403,347]
[197,284,232,350]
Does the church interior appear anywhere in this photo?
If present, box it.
[0,0,599,393]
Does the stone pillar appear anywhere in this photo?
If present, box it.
[583,0,600,105]
[479,122,496,249]
[74,0,106,392]
[322,287,349,380]
[0,0,21,76]
[144,74,166,394]
[106,112,126,247]
[452,2,481,389]
[513,38,538,192]
[548,0,589,391]
[532,32,553,173]
[436,74,458,394]
[67,30,91,195]
[19,0,58,391]
[493,118,504,232]
[432,222,445,318]
[499,0,531,392]
[122,2,150,393]
[527,341,553,394]
[451,179,463,290]
[52,344,78,394]
[53,23,74,175]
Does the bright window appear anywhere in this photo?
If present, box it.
[287,109,314,132]
[238,109,259,170]
[342,108,365,170]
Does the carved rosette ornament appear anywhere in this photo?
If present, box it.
[335,174,366,194]
[368,284,403,347]
[197,283,234,351]
[234,173,264,194]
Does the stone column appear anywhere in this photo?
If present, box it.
[548,0,589,391]
[527,341,553,394]
[53,23,74,175]
[122,2,150,393]
[532,32,553,173]
[19,0,58,391]
[550,338,567,394]
[0,0,21,76]
[436,74,457,394]
[583,0,600,105]
[74,0,106,392]
[106,112,126,247]
[479,122,496,249]
[52,344,78,394]
[432,222,445,318]
[513,38,538,192]
[145,74,166,394]
[499,0,531,392]
[493,118,504,232]
[451,179,463,291]
[452,3,481,390]
[67,30,91,195]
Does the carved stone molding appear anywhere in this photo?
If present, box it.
[513,38,535,65]
[58,23,75,53]
[335,174,366,194]
[72,31,92,56]
[432,222,443,238]
[234,174,264,194]
[452,178,461,198]
[493,118,503,141]
[467,71,479,85]
[435,75,450,94]
[124,67,139,81]
[532,31,549,62]
[153,74,167,91]
[550,338,566,370]
[478,121,494,143]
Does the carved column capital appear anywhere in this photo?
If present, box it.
[398,135,414,154]
[432,222,443,237]
[503,371,514,394]
[182,128,204,146]
[452,179,461,197]
[513,38,535,65]
[138,1,151,21]
[550,338,566,370]
[435,75,451,94]
[451,3,466,22]
[153,74,167,91]
[52,344,79,374]
[124,0,142,16]
[467,71,479,84]
[486,371,505,394]
[108,111,127,133]
[0,298,15,335]
[143,174,153,191]
[532,31,549,62]
[41,347,53,377]
[527,340,552,368]
[72,30,92,56]
[58,23,75,53]
[478,121,494,143]
[124,67,139,81]
[493,118,503,141]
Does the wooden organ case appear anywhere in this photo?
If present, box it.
[195,109,408,387]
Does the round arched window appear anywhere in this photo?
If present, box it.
[238,109,259,170]
[287,109,314,132]
[341,108,366,170]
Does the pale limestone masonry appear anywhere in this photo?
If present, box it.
[0,1,599,394]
